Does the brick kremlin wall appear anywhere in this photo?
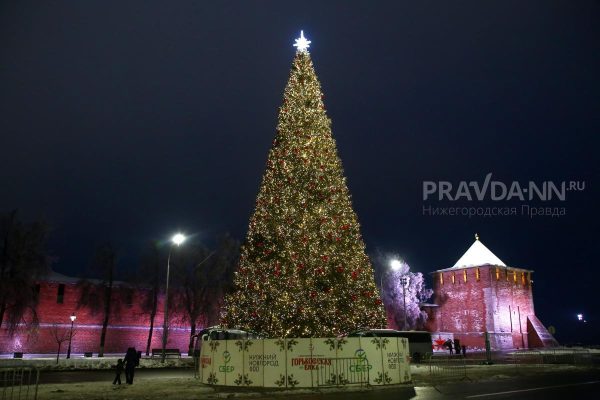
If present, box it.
[0,278,194,355]
[426,265,535,350]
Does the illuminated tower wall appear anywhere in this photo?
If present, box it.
[425,238,558,350]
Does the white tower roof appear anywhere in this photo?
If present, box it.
[451,234,506,269]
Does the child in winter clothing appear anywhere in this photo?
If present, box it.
[113,359,124,385]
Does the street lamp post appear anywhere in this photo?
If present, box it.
[66,313,76,359]
[399,276,408,330]
[162,233,185,363]
[380,259,403,318]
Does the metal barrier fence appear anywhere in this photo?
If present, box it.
[423,353,468,382]
[0,367,39,400]
[511,348,593,366]
[316,357,369,387]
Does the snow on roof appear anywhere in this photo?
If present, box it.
[45,270,129,286]
[450,234,506,269]
[46,270,80,284]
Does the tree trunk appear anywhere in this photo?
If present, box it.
[99,250,114,358]
[145,288,158,356]
[0,302,6,330]
[56,342,61,364]
[0,211,16,331]
[99,287,112,357]
[188,322,196,356]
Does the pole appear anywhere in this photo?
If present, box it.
[67,318,74,359]
[161,245,173,363]
[484,331,492,364]
[401,277,407,330]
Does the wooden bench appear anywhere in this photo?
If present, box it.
[151,348,181,358]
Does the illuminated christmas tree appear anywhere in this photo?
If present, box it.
[223,32,386,337]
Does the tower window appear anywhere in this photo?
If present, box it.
[439,273,444,286]
[33,284,41,300]
[527,272,532,285]
[463,270,467,283]
[513,271,517,283]
[476,268,480,281]
[125,291,133,307]
[521,272,525,285]
[451,273,456,284]
[57,284,65,304]
[495,268,500,280]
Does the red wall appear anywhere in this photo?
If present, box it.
[0,279,196,355]
[426,265,536,350]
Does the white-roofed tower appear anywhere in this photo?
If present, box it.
[424,234,558,351]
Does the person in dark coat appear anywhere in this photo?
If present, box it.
[113,359,124,385]
[454,338,461,355]
[445,339,453,354]
[461,345,467,357]
[124,347,139,384]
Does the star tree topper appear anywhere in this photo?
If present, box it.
[293,30,311,52]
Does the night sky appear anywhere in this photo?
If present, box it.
[1,1,598,343]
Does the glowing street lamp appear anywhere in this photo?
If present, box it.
[66,313,76,359]
[391,259,402,271]
[162,233,186,363]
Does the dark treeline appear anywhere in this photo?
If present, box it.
[75,234,240,356]
[0,210,240,356]
[0,210,49,333]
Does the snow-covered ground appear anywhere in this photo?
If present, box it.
[32,364,598,400]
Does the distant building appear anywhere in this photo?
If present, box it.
[425,234,558,351]
[0,271,192,356]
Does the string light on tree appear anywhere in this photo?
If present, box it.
[222,33,385,337]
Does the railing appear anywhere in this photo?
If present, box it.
[423,353,468,382]
[316,357,369,387]
[510,348,593,366]
[0,367,39,400]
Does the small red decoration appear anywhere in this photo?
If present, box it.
[321,255,329,262]
[336,265,344,273]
